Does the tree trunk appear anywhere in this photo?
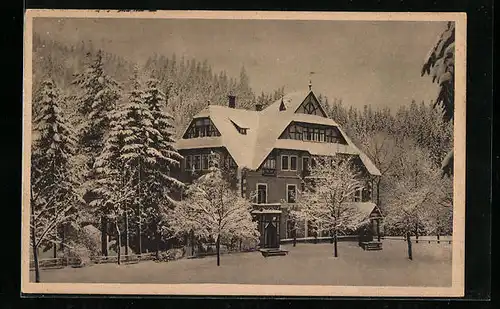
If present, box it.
[101,216,108,257]
[293,228,297,247]
[437,234,440,244]
[239,239,242,251]
[376,177,381,206]
[191,231,195,256]
[415,222,419,243]
[115,221,122,265]
[330,229,334,244]
[137,205,142,257]
[406,232,413,260]
[155,229,160,260]
[216,235,221,266]
[333,229,338,257]
[31,213,40,283]
[124,208,129,257]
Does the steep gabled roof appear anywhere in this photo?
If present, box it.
[175,90,381,176]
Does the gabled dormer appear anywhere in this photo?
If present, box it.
[294,92,328,117]
[182,117,221,139]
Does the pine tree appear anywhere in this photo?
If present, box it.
[71,50,122,257]
[90,102,135,265]
[142,77,184,257]
[31,79,79,281]
[72,50,121,156]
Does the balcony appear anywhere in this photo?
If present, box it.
[262,167,277,176]
[251,203,282,214]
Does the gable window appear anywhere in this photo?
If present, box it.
[296,96,327,117]
[184,117,220,139]
[281,155,289,170]
[287,184,297,203]
[257,184,268,204]
[279,122,347,144]
[290,156,298,171]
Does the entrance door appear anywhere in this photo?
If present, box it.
[264,221,278,248]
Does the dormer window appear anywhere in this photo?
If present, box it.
[279,121,347,144]
[230,119,248,135]
[183,117,220,139]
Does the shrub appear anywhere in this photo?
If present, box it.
[154,248,185,262]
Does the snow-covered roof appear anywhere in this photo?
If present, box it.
[175,90,381,176]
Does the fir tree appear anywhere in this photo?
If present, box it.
[72,50,121,156]
[90,102,135,265]
[142,77,184,257]
[72,50,121,257]
[31,79,80,281]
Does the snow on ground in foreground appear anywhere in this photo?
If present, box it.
[31,241,452,287]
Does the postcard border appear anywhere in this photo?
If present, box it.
[21,9,467,297]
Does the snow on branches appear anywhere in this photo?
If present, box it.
[31,79,82,281]
[171,159,258,265]
[292,156,367,235]
[72,50,121,154]
[384,140,453,237]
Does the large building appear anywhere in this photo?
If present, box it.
[175,87,382,248]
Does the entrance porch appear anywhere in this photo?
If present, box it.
[251,203,282,249]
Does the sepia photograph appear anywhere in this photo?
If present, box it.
[22,10,466,297]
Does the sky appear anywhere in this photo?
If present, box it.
[33,17,447,110]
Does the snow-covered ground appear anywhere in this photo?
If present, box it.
[31,240,452,287]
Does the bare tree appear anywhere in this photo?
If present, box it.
[171,159,259,266]
[292,156,366,257]
[384,140,450,259]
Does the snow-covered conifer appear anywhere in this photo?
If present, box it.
[31,79,80,281]
[72,50,121,155]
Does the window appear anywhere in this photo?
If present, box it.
[257,184,267,204]
[263,156,276,169]
[194,155,201,171]
[290,156,298,171]
[185,155,193,171]
[183,117,220,139]
[224,155,237,169]
[287,184,297,203]
[279,122,347,144]
[302,157,310,171]
[201,154,209,170]
[354,188,362,202]
[281,155,289,170]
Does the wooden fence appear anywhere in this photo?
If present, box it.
[29,253,156,271]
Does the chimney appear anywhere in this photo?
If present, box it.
[228,95,236,108]
[255,103,263,111]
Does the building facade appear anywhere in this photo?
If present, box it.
[175,89,382,248]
